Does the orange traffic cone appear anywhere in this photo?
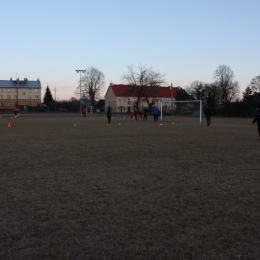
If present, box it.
[8,122,11,128]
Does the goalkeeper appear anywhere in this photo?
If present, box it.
[204,106,213,127]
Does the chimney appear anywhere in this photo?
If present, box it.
[37,78,39,81]
[10,78,12,81]
[26,78,28,84]
[110,82,113,87]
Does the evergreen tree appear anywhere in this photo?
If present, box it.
[43,86,54,104]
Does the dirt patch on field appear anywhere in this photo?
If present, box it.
[0,114,259,259]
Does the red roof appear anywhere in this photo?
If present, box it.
[111,84,133,97]
[108,84,179,98]
[156,86,179,98]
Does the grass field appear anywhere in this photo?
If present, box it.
[0,113,259,259]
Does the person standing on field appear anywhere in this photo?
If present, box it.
[14,107,20,119]
[133,107,138,120]
[139,109,143,120]
[82,107,86,117]
[204,106,213,127]
[107,106,112,123]
[152,105,159,122]
[143,107,148,121]
[252,106,260,139]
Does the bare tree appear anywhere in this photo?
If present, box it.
[186,81,206,100]
[248,75,260,92]
[203,83,219,108]
[121,65,166,109]
[242,76,260,115]
[186,81,220,108]
[76,67,105,106]
[213,65,240,105]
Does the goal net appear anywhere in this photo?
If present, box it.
[159,100,205,123]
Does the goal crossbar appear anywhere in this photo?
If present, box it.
[160,100,203,123]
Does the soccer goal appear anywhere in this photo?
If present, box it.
[159,100,204,123]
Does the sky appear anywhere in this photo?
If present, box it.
[1,0,259,101]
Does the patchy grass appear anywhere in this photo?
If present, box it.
[0,114,259,259]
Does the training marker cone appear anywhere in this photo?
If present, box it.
[8,122,11,128]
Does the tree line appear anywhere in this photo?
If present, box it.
[176,65,260,117]
[42,65,260,116]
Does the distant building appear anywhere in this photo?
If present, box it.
[105,83,179,113]
[0,78,41,110]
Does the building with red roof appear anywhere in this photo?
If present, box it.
[105,83,180,113]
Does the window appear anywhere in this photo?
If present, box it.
[7,95,11,99]
[0,88,2,92]
[7,88,11,93]
[0,102,2,106]
[123,99,126,102]
[35,89,39,93]
[28,89,31,93]
[28,102,31,106]
[14,89,17,93]
[0,95,2,99]
[118,99,121,102]
[35,102,38,107]
[28,95,31,99]
[127,99,130,105]
[123,106,125,111]
[6,102,10,107]
[14,95,17,99]
[35,95,39,99]
[23,92,25,95]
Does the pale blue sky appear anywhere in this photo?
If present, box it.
[1,0,259,100]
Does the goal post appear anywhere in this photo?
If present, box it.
[160,100,204,123]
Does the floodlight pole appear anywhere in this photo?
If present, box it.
[76,69,86,113]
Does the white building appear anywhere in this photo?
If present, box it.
[105,83,180,113]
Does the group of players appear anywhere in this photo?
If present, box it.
[132,106,162,122]
[132,107,160,122]
[106,106,161,123]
